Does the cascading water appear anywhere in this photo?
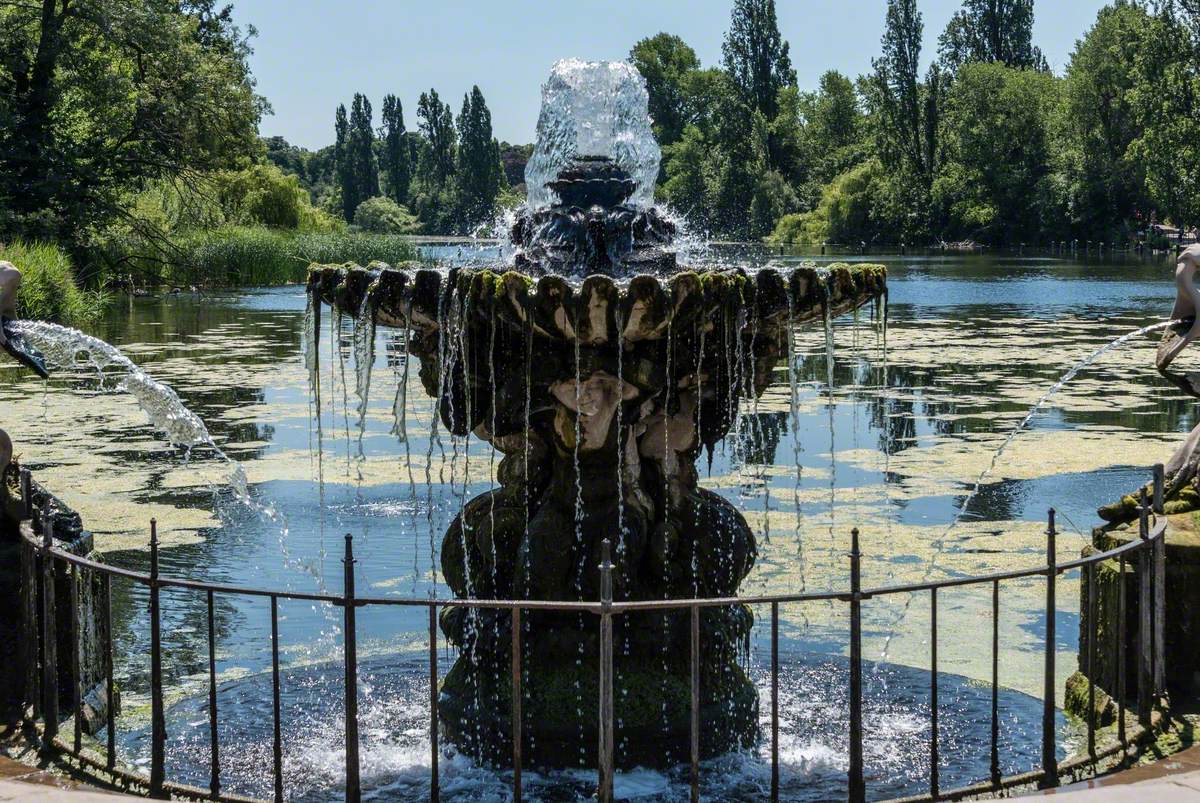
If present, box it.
[8,319,328,589]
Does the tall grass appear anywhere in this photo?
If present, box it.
[114,226,421,287]
[0,241,107,324]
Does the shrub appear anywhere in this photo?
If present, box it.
[0,241,106,323]
[165,227,420,286]
[353,196,422,234]
[770,160,883,245]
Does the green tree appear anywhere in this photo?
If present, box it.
[416,89,457,188]
[660,126,715,229]
[1128,1,1200,241]
[721,0,796,175]
[334,104,355,221]
[353,196,421,233]
[938,0,1048,72]
[0,0,265,247]
[721,0,796,119]
[868,0,941,238]
[932,62,1059,243]
[381,94,411,207]
[799,70,867,203]
[629,33,701,146]
[348,94,379,206]
[1053,2,1151,239]
[456,86,505,227]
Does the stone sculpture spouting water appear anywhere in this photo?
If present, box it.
[307,59,887,769]
[0,260,49,378]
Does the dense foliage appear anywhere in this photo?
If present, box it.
[0,241,105,323]
[599,0,1200,246]
[0,0,267,248]
[2,0,1197,286]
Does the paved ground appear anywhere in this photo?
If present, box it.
[1035,743,1200,800]
[0,754,130,801]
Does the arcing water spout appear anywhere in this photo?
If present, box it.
[877,317,1179,660]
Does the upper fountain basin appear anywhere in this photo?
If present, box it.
[307,262,887,345]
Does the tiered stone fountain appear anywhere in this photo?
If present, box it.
[308,59,886,769]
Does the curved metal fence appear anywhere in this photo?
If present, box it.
[14,465,1171,803]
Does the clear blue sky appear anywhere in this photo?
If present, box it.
[238,0,1111,150]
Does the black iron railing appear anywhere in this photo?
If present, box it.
[16,465,1171,803]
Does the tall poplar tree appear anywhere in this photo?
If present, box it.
[416,89,457,189]
[456,86,505,226]
[721,0,796,120]
[381,94,411,206]
[348,93,379,207]
[334,103,355,222]
[871,0,940,191]
[938,0,1048,72]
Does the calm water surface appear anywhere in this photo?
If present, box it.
[0,247,1187,800]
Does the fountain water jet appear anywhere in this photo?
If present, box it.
[307,59,887,769]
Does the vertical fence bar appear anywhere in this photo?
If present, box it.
[429,603,440,803]
[40,513,58,751]
[1153,464,1164,515]
[1138,499,1153,728]
[270,595,283,803]
[342,536,360,803]
[690,602,700,803]
[848,528,865,803]
[70,563,81,754]
[19,470,35,719]
[103,574,116,771]
[1153,519,1167,699]
[930,588,939,800]
[511,606,523,803]
[1086,562,1097,761]
[1040,509,1059,789]
[771,601,780,803]
[149,520,165,797]
[597,539,614,803]
[990,579,1000,788]
[207,589,220,799]
[1117,551,1127,748]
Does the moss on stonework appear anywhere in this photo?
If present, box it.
[1064,669,1115,726]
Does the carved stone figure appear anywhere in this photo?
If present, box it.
[1156,244,1200,371]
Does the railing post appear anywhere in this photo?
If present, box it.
[848,528,865,803]
[1153,464,1164,515]
[207,590,220,797]
[770,600,779,803]
[149,519,166,798]
[990,579,1000,788]
[20,466,32,519]
[1040,509,1059,789]
[511,605,523,803]
[104,574,116,771]
[342,535,361,803]
[429,603,439,803]
[1153,515,1167,701]
[1138,497,1153,728]
[1117,552,1127,748]
[930,587,939,800]
[40,512,58,752]
[597,539,615,803]
[70,563,81,754]
[1086,562,1097,762]
[689,602,700,803]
